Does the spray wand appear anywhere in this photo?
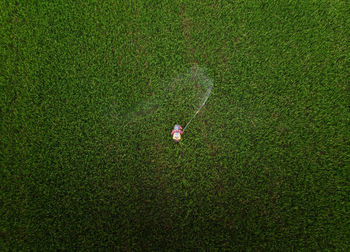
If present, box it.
[171,86,212,142]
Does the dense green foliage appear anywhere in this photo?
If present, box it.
[1,0,349,250]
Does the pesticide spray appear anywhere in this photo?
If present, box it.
[122,64,213,142]
[184,84,212,131]
[170,65,213,142]
[171,83,212,142]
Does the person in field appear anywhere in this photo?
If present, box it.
[171,124,184,142]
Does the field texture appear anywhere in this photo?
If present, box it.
[1,0,350,250]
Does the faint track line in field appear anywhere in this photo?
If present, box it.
[180,5,197,64]
[151,142,176,236]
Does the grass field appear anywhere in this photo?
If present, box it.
[1,0,350,250]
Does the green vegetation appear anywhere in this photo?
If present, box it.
[1,0,349,250]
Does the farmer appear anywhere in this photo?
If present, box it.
[171,124,184,142]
